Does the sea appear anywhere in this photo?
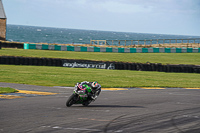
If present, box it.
[6,24,200,45]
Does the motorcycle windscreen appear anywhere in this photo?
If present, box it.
[78,90,88,97]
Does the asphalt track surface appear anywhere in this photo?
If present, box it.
[0,82,200,133]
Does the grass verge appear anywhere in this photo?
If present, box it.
[0,65,200,88]
[1,48,200,65]
[0,87,18,94]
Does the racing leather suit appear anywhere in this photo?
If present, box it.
[80,81,101,100]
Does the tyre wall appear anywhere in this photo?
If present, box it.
[0,41,24,49]
[24,43,200,53]
[0,56,200,73]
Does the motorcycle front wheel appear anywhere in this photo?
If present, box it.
[66,94,76,107]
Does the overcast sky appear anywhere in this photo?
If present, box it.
[2,0,200,36]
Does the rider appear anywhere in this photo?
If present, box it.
[79,81,101,100]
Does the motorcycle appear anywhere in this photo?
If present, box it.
[66,83,96,107]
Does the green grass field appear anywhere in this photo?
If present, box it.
[1,48,200,65]
[1,48,200,88]
[0,87,18,94]
[0,65,200,88]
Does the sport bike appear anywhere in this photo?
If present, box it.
[66,83,96,107]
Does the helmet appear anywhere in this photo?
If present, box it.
[92,81,98,88]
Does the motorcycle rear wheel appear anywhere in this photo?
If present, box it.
[66,94,76,107]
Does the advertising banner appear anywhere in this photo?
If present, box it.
[63,60,115,70]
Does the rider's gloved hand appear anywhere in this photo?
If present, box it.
[91,95,97,100]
